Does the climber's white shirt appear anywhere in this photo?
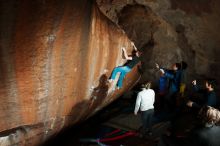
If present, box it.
[134,88,155,114]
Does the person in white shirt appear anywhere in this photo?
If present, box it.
[134,82,155,136]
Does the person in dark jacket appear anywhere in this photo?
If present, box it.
[158,106,220,146]
[186,78,217,109]
[191,106,220,146]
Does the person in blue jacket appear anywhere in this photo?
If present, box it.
[156,63,182,111]
[156,71,168,111]
[159,71,168,96]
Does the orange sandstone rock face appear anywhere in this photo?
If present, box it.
[0,1,140,145]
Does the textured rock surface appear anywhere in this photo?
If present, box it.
[1,0,220,145]
[0,0,140,145]
[97,0,220,92]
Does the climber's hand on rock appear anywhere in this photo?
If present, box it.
[155,63,160,69]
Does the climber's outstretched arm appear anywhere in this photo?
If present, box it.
[131,42,138,51]
[122,47,132,60]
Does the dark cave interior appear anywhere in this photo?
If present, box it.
[0,0,220,146]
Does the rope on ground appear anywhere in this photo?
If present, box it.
[97,131,138,142]
[80,130,138,144]
[104,129,121,137]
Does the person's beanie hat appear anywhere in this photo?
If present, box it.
[175,63,181,70]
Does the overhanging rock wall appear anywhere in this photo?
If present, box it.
[97,0,220,90]
[0,0,140,145]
